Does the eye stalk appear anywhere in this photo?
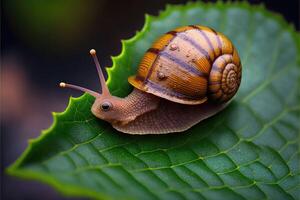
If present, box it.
[101,101,112,111]
[59,49,112,98]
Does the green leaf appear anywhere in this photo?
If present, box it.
[8,2,300,200]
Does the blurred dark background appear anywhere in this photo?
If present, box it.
[1,0,299,199]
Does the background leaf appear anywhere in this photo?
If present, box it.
[8,2,300,200]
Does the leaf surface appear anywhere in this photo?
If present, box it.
[8,2,300,200]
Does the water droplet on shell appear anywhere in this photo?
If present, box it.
[169,43,178,51]
[186,50,191,57]
[157,71,166,80]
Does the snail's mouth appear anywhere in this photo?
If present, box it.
[90,107,119,124]
[90,107,104,120]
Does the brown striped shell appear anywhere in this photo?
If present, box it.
[128,25,242,105]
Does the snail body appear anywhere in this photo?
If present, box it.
[60,25,242,135]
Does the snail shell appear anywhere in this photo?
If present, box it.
[129,25,241,105]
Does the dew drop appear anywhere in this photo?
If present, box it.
[157,71,166,80]
[186,50,191,57]
[169,43,178,51]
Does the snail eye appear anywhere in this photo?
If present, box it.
[100,102,112,111]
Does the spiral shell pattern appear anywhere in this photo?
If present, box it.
[208,54,241,103]
[129,25,242,105]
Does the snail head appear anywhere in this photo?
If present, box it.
[59,49,127,124]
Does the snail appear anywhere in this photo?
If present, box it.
[60,25,242,134]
